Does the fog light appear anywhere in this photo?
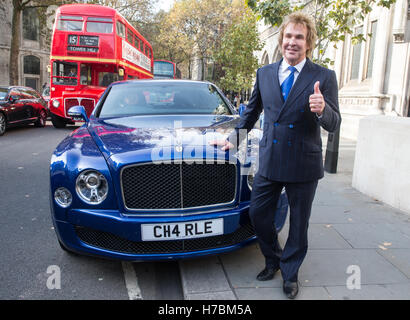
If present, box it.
[54,187,72,208]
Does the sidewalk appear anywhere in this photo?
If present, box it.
[179,134,410,300]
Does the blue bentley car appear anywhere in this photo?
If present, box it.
[50,80,288,261]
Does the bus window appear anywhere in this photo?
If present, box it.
[87,21,113,33]
[127,29,133,44]
[134,35,140,50]
[116,21,125,38]
[52,61,77,85]
[80,64,92,85]
[57,16,83,31]
[99,72,119,87]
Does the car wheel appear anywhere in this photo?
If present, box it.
[51,113,67,129]
[0,113,6,136]
[34,109,47,127]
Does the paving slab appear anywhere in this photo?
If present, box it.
[219,244,283,289]
[376,248,410,278]
[332,223,410,249]
[308,224,352,249]
[179,256,233,298]
[298,249,408,287]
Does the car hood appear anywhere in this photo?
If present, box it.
[87,114,241,159]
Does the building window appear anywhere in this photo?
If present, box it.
[350,26,363,80]
[23,8,39,41]
[24,55,40,75]
[261,52,269,66]
[366,21,377,79]
[25,78,38,90]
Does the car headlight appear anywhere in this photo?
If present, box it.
[76,170,108,205]
[52,99,60,108]
[54,187,73,208]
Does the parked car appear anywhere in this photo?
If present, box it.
[0,86,48,136]
[50,80,288,261]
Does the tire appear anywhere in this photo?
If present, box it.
[51,113,67,129]
[34,109,47,127]
[0,112,6,136]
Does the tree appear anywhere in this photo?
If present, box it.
[213,4,263,103]
[246,0,396,66]
[157,0,232,80]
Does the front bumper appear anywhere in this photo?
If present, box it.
[52,202,256,261]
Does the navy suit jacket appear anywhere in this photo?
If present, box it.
[230,58,341,182]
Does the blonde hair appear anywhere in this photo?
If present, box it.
[278,12,317,59]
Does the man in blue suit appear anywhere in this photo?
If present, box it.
[212,12,341,299]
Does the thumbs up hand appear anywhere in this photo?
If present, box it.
[309,81,325,116]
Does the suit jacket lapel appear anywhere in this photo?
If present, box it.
[277,59,319,119]
[270,60,283,105]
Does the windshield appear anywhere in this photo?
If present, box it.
[0,88,8,100]
[52,61,78,86]
[154,61,174,78]
[99,82,232,118]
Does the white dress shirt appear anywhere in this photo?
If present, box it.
[278,58,306,86]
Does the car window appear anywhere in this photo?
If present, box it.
[8,90,22,100]
[99,82,232,118]
[18,88,32,99]
[29,89,41,99]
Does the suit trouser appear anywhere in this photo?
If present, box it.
[249,173,318,282]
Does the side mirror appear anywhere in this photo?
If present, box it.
[68,105,89,123]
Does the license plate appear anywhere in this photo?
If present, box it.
[141,218,224,241]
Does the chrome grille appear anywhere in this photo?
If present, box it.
[121,161,237,211]
[75,223,255,254]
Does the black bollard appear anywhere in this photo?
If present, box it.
[324,128,340,173]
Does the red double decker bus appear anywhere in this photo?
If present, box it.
[49,4,154,128]
[153,60,181,79]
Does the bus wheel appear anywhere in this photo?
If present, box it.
[51,113,67,128]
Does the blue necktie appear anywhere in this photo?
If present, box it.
[281,66,297,101]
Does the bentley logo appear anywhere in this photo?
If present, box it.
[175,145,183,153]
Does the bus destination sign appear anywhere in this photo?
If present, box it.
[67,35,99,53]
[67,46,98,53]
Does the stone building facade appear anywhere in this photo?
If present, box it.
[256,0,410,140]
[0,1,52,92]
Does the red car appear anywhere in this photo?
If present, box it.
[0,86,48,136]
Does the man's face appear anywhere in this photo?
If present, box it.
[281,22,309,66]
